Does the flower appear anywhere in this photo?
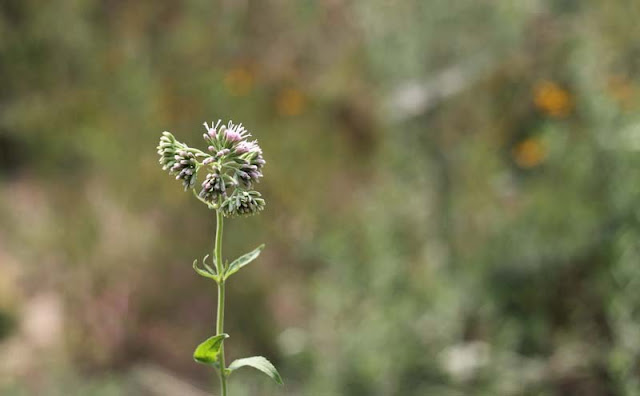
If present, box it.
[236,160,263,188]
[224,128,243,142]
[159,119,267,212]
[533,80,572,118]
[200,120,265,187]
[235,140,265,186]
[203,120,251,151]
[512,137,547,169]
[199,168,226,203]
[171,150,198,190]
[222,123,250,144]
[220,190,266,217]
[158,132,199,190]
[157,132,179,171]
[235,140,260,154]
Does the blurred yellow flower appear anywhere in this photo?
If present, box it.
[512,137,547,169]
[224,67,254,96]
[276,88,306,117]
[533,80,572,117]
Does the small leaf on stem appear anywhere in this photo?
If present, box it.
[193,334,229,364]
[193,259,219,282]
[227,356,283,385]
[224,244,265,280]
[202,254,216,274]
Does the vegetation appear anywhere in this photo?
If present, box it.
[0,1,639,395]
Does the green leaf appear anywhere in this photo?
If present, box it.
[193,334,229,365]
[193,258,219,282]
[227,356,283,385]
[202,254,216,274]
[224,244,265,279]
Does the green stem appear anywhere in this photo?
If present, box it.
[192,188,215,209]
[214,209,227,396]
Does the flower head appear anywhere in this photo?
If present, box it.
[203,120,251,149]
[199,168,226,203]
[159,119,266,214]
[220,190,265,217]
[158,132,198,190]
[224,128,243,142]
[235,160,263,188]
[157,132,179,171]
[203,120,222,139]
[171,150,198,190]
[235,140,260,154]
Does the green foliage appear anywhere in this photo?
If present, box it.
[228,356,283,385]
[193,255,220,282]
[1,1,639,395]
[193,244,265,283]
[224,244,265,280]
[193,334,229,365]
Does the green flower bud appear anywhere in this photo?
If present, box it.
[220,190,266,217]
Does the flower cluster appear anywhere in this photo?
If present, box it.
[158,132,198,190]
[220,190,266,217]
[157,120,266,217]
[199,168,226,202]
[202,120,265,189]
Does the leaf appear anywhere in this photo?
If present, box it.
[224,244,265,280]
[202,254,216,274]
[193,334,229,365]
[193,258,219,282]
[228,356,283,385]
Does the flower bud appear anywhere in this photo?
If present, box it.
[216,148,231,158]
[169,150,198,190]
[220,190,265,217]
[235,161,262,188]
[157,132,180,171]
[199,170,226,203]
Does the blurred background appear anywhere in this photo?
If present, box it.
[1,1,640,395]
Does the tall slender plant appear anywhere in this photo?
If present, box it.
[157,120,282,395]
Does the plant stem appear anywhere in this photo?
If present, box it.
[214,209,227,396]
